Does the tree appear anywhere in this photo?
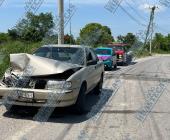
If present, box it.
[117,35,125,43]
[64,34,76,44]
[152,33,170,51]
[8,12,54,42]
[76,37,81,45]
[117,33,137,46]
[0,33,8,44]
[79,23,113,47]
[124,33,137,46]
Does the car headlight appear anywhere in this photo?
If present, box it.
[46,80,72,90]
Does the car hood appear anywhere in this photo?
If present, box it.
[97,55,112,61]
[115,50,124,55]
[10,53,82,77]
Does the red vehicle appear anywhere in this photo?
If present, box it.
[107,43,131,65]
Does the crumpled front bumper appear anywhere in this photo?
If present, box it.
[0,87,79,107]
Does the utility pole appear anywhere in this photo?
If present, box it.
[149,6,157,55]
[69,0,72,44]
[144,6,158,55]
[58,0,64,44]
[144,6,157,55]
[150,19,154,55]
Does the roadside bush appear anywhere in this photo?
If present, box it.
[0,41,42,77]
[0,33,8,44]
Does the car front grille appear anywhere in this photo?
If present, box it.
[15,78,47,89]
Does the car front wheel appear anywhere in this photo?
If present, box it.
[74,84,87,114]
[94,74,103,95]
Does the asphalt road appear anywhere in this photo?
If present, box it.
[0,56,170,140]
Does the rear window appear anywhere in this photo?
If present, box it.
[95,49,112,55]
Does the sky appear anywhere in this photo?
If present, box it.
[0,0,170,38]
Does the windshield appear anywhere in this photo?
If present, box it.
[95,49,112,55]
[33,47,85,65]
[112,46,124,51]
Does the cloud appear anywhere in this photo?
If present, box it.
[139,3,166,13]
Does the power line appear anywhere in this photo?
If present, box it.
[129,0,148,22]
[130,0,170,34]
[25,0,45,14]
[105,0,146,26]
[0,0,5,7]
[105,0,124,15]
[127,0,170,34]
[112,0,124,15]
[155,25,170,34]
[145,6,158,54]
[125,1,169,36]
[118,3,146,27]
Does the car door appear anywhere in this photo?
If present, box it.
[90,49,102,85]
[112,49,117,65]
[85,49,98,92]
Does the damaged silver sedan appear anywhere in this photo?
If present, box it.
[0,45,104,113]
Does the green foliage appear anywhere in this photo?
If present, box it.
[152,33,170,52]
[0,33,9,44]
[136,49,150,58]
[42,34,58,45]
[8,12,54,42]
[76,37,81,45]
[117,33,137,48]
[79,23,113,47]
[64,34,76,44]
[0,41,42,77]
[1,17,170,78]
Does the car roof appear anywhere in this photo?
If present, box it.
[42,44,90,49]
[108,43,128,47]
[96,47,112,50]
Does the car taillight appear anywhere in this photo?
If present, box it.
[119,55,122,58]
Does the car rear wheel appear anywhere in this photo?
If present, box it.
[114,63,117,69]
[94,74,103,95]
[74,84,87,114]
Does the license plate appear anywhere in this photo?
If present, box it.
[18,91,34,99]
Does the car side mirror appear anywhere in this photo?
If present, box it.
[87,60,97,66]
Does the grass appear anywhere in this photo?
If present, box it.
[0,41,42,77]
[132,48,151,59]
[136,50,150,58]
[152,49,170,54]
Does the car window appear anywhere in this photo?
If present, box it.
[33,47,85,65]
[95,49,112,55]
[112,50,116,56]
[90,49,99,62]
[87,51,93,61]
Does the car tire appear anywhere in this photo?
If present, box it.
[5,104,17,112]
[121,62,125,66]
[108,67,113,71]
[124,62,128,66]
[74,84,87,114]
[94,74,103,95]
[114,64,117,69]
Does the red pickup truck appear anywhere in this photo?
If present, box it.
[107,43,132,65]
